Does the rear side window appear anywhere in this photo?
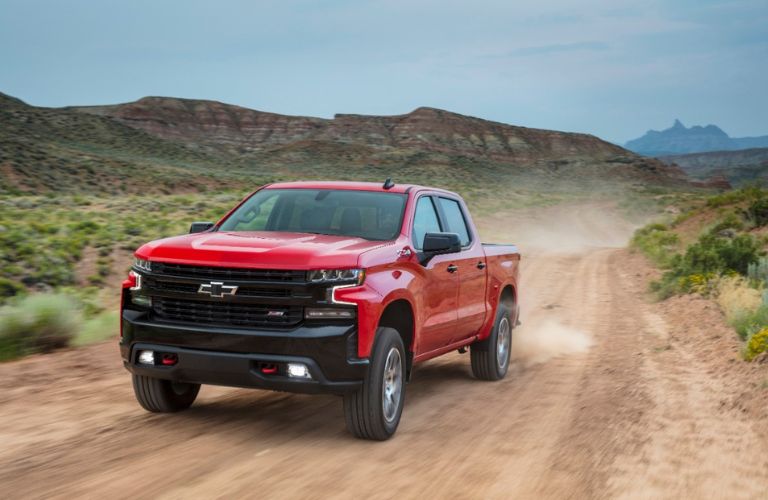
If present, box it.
[412,197,442,249]
[438,197,471,246]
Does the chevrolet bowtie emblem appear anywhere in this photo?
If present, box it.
[198,281,238,298]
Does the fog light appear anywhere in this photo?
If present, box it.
[138,350,155,365]
[131,293,151,307]
[305,308,355,320]
[287,363,312,379]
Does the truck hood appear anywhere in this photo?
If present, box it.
[136,231,391,269]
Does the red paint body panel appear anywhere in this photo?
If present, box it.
[129,181,520,363]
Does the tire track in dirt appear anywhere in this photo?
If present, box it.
[1,244,768,498]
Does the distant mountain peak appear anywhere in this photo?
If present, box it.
[627,120,768,156]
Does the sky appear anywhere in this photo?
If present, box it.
[0,0,766,144]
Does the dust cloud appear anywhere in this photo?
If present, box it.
[478,202,638,367]
[478,202,638,254]
[512,319,592,367]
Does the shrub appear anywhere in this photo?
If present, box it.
[631,223,680,267]
[705,187,764,208]
[653,233,761,298]
[709,213,744,235]
[677,234,759,276]
[74,311,118,346]
[745,196,768,228]
[716,276,764,338]
[744,327,768,361]
[0,293,82,361]
[0,277,26,302]
[731,305,768,341]
[747,257,768,288]
[678,273,718,295]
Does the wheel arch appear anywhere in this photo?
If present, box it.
[499,284,519,324]
[377,298,415,379]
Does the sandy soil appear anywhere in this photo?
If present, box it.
[1,206,768,499]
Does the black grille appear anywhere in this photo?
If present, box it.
[144,278,291,298]
[151,263,305,282]
[153,298,303,328]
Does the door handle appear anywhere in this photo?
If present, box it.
[447,264,458,273]
[477,261,487,269]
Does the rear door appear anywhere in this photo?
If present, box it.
[435,196,487,341]
[411,195,459,354]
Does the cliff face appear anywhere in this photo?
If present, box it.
[1,91,690,195]
[73,97,327,151]
[74,98,630,160]
[71,97,686,184]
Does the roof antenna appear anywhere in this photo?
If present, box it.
[383,177,395,190]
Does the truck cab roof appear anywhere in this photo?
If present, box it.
[263,180,457,197]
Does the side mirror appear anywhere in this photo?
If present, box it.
[189,221,215,234]
[420,232,461,265]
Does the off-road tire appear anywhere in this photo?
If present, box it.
[344,327,406,440]
[132,375,200,413]
[471,304,513,381]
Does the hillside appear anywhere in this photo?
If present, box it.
[659,148,768,187]
[1,92,690,196]
[626,119,768,156]
[74,97,630,161]
[0,92,243,195]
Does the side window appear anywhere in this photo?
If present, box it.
[412,197,442,250]
[438,197,471,246]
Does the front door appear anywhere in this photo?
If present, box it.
[411,196,459,354]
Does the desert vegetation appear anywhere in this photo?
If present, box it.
[0,191,246,359]
[632,186,768,359]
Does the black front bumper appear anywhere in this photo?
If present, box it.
[120,310,368,394]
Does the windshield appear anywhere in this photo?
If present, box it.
[218,189,407,241]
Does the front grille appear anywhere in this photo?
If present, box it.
[153,298,303,329]
[144,278,292,298]
[151,263,305,282]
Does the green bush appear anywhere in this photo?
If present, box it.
[0,277,26,303]
[747,257,768,288]
[676,234,759,276]
[745,196,768,227]
[731,304,768,341]
[74,311,118,346]
[0,293,82,361]
[653,233,761,298]
[631,223,680,267]
[705,187,764,208]
[709,213,744,234]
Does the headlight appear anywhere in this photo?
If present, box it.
[133,257,152,272]
[307,269,364,285]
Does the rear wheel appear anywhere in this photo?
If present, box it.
[132,375,200,413]
[344,327,406,440]
[471,304,513,381]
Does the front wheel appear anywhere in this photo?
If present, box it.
[471,304,513,381]
[343,327,406,440]
[132,375,200,412]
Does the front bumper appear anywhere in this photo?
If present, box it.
[120,310,368,394]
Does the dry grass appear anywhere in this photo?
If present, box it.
[716,276,762,324]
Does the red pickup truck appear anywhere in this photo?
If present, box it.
[121,180,520,440]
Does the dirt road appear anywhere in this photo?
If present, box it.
[2,210,768,499]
